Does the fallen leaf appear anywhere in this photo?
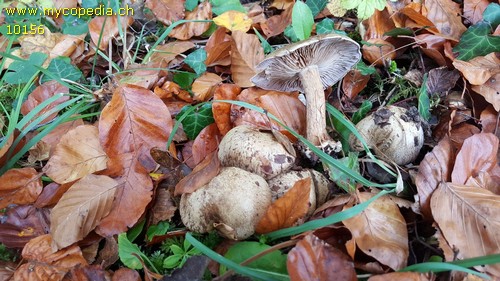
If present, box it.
[41,119,84,156]
[149,41,195,65]
[368,272,432,281]
[261,5,293,38]
[174,151,220,195]
[62,265,108,281]
[271,0,294,10]
[451,133,499,185]
[13,234,87,281]
[111,268,141,281]
[192,72,223,102]
[480,105,499,137]
[97,85,171,235]
[414,34,449,66]
[192,123,222,167]
[27,140,50,165]
[96,237,119,269]
[287,233,356,281]
[426,67,460,96]
[399,4,439,34]
[117,63,167,90]
[431,182,500,276]
[471,73,500,111]
[50,175,117,250]
[464,0,490,25]
[343,191,408,270]
[415,136,455,218]
[342,69,370,100]
[0,168,42,209]
[149,188,177,225]
[205,27,232,67]
[43,125,108,184]
[169,1,212,40]
[453,53,500,85]
[423,0,467,40]
[213,10,253,32]
[146,0,185,25]
[34,182,72,208]
[255,178,311,234]
[88,16,133,50]
[212,84,241,135]
[362,38,396,66]
[364,9,397,39]
[0,205,50,248]
[20,81,69,126]
[230,31,265,87]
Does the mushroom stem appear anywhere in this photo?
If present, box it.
[299,65,329,146]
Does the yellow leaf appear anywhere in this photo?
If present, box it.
[213,11,253,32]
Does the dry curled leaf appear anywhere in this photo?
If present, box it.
[50,175,117,250]
[255,178,311,234]
[191,123,222,167]
[43,125,109,184]
[212,84,241,135]
[431,182,500,277]
[453,53,500,86]
[424,0,467,40]
[169,1,211,40]
[287,233,356,281]
[471,73,500,111]
[230,31,264,87]
[205,27,232,67]
[343,191,408,270]
[0,168,42,209]
[149,41,195,65]
[192,72,223,102]
[174,151,220,195]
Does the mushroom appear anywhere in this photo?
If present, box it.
[179,167,271,240]
[349,106,424,165]
[267,169,330,216]
[251,34,361,148]
[218,125,295,180]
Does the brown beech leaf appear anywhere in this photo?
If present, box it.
[146,0,185,25]
[174,151,220,195]
[287,233,356,281]
[34,182,72,208]
[342,191,408,270]
[149,41,195,65]
[205,27,232,67]
[362,38,396,66]
[149,188,177,225]
[88,16,133,50]
[431,182,500,276]
[471,73,500,111]
[453,53,500,85]
[230,31,264,87]
[13,234,87,281]
[415,136,455,218]
[42,119,84,156]
[480,105,499,138]
[62,264,107,281]
[0,205,50,248]
[342,69,370,100]
[426,67,460,96]
[192,72,223,102]
[97,85,171,235]
[399,5,439,34]
[424,0,467,40]
[0,168,42,209]
[21,81,69,126]
[192,123,222,167]
[213,84,241,135]
[261,6,293,38]
[452,133,499,185]
[111,268,141,281]
[464,0,490,25]
[169,1,211,40]
[255,178,311,234]
[50,175,117,250]
[368,272,432,281]
[43,125,108,184]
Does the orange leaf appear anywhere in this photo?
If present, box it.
[0,168,42,209]
[192,123,222,167]
[50,174,117,250]
[169,1,212,40]
[471,73,500,111]
[192,72,223,102]
[230,31,264,87]
[20,81,69,126]
[43,125,108,184]
[206,27,232,67]
[88,16,133,50]
[255,178,311,234]
[453,53,500,85]
[146,0,185,25]
[400,5,439,34]
[13,234,87,281]
[149,41,195,65]
[41,119,84,157]
[213,84,241,135]
[260,6,292,38]
[287,233,356,281]
[362,38,396,66]
[213,11,253,32]
[368,272,432,281]
[342,69,370,100]
[423,0,467,40]
[174,151,220,196]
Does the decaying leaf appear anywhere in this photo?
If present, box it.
[343,191,408,270]
[146,0,185,25]
[431,182,500,276]
[0,168,42,209]
[0,205,50,248]
[174,151,220,195]
[230,31,264,87]
[191,123,222,167]
[342,69,371,100]
[287,233,356,281]
[43,125,108,184]
[255,178,311,234]
[149,41,195,65]
[169,1,212,40]
[368,272,433,281]
[424,0,467,40]
[212,84,241,135]
[453,53,500,86]
[20,81,69,126]
[13,234,87,281]
[50,175,117,250]
[471,73,500,111]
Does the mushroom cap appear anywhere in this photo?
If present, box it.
[218,125,295,179]
[349,106,424,165]
[180,167,271,240]
[251,33,361,92]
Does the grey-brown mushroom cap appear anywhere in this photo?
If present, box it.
[251,33,361,92]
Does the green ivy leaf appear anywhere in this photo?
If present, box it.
[185,0,199,11]
[453,21,500,61]
[41,56,83,83]
[62,15,89,35]
[220,242,288,275]
[418,74,431,121]
[177,103,215,140]
[173,72,198,90]
[211,0,246,15]
[352,100,372,124]
[146,221,170,242]
[292,1,314,41]
[185,49,207,76]
[4,52,47,84]
[316,18,334,34]
[118,233,145,270]
[483,3,500,28]
[306,0,328,17]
